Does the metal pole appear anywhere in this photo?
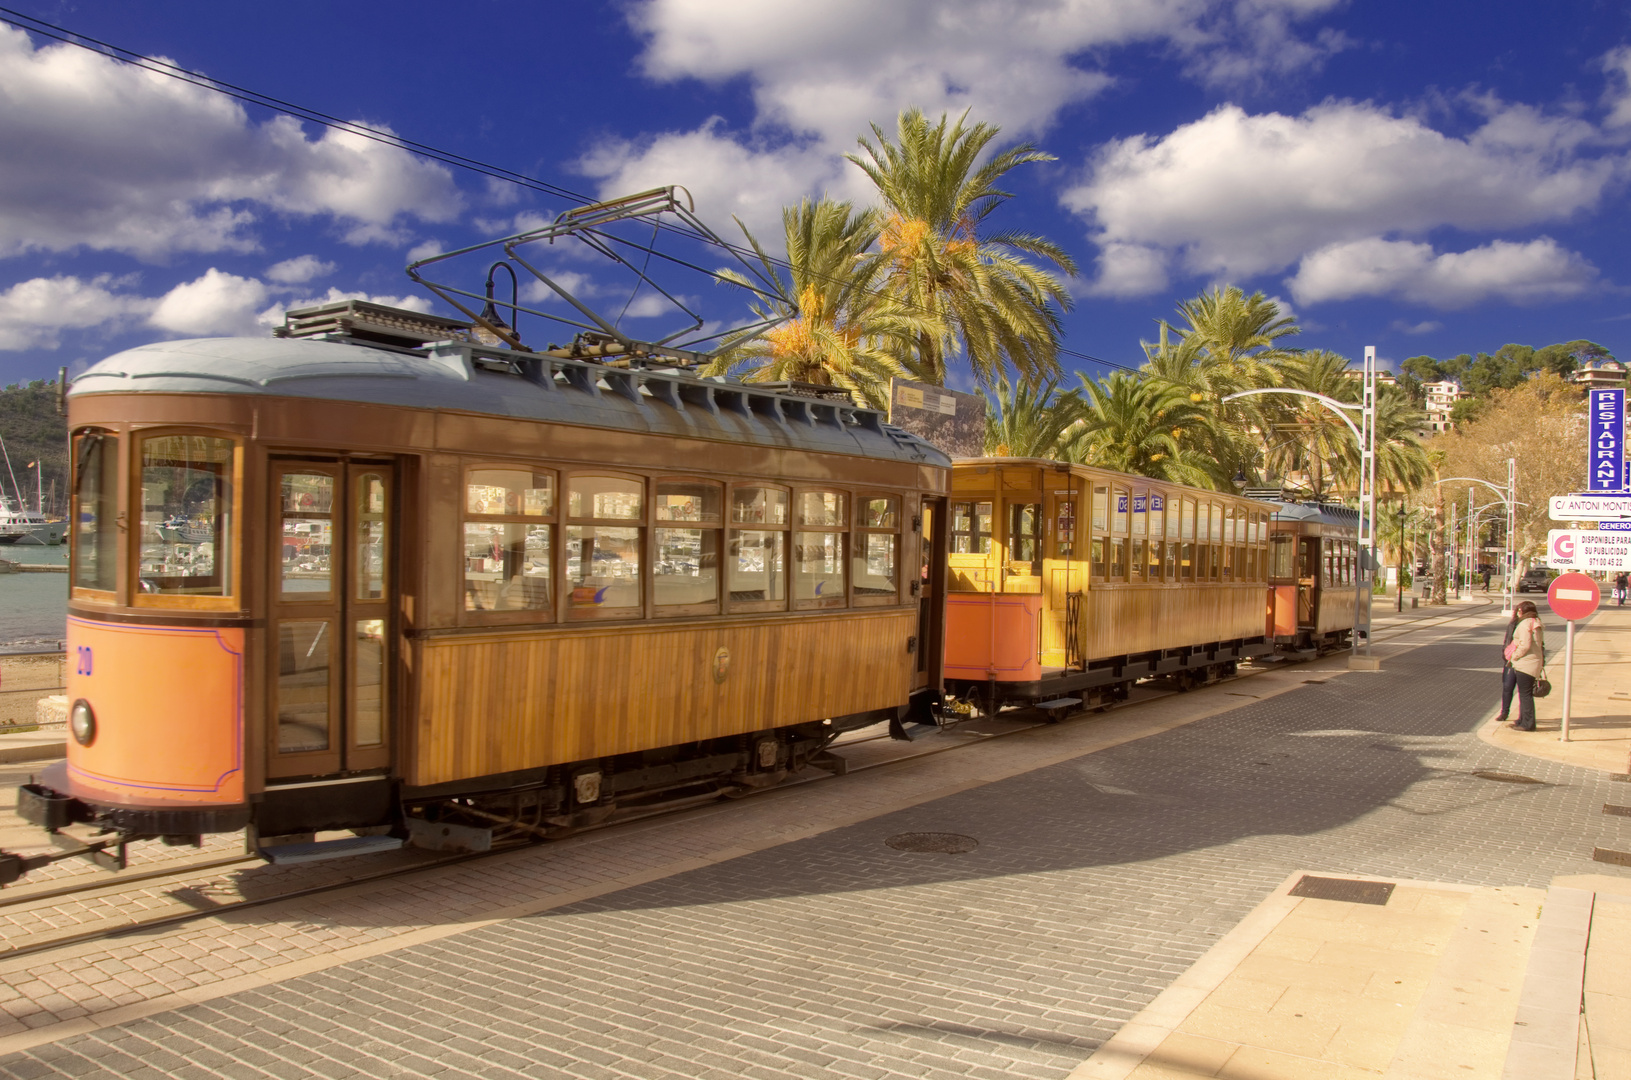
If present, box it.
[1561,618,1576,742]
[1396,508,1405,613]
[1467,487,1475,599]
[1505,457,1517,616]
[1360,345,1376,657]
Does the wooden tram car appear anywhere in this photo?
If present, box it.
[939,460,1275,712]
[8,302,1367,877]
[1265,501,1361,653]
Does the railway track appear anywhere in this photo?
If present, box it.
[0,602,1497,964]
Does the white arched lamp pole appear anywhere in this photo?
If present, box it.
[1223,346,1377,669]
[1434,465,1519,615]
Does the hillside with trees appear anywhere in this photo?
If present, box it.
[0,379,68,517]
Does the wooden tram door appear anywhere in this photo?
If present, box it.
[268,460,395,779]
[916,497,948,692]
[1298,536,1320,629]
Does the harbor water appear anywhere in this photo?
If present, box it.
[0,545,67,653]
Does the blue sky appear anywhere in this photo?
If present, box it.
[2,0,1630,389]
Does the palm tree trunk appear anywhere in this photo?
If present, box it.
[1430,482,1448,606]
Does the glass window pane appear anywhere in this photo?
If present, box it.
[799,491,847,527]
[1110,538,1127,578]
[464,523,551,611]
[862,497,898,528]
[277,620,330,753]
[1112,490,1128,534]
[140,435,234,597]
[73,431,117,591]
[568,475,643,520]
[655,482,721,523]
[1164,494,1180,539]
[356,474,387,600]
[1091,537,1107,578]
[1148,495,1164,544]
[793,531,845,602]
[728,530,784,602]
[566,525,641,610]
[467,469,553,517]
[281,476,333,596]
[1056,499,1076,557]
[1210,504,1224,544]
[854,533,897,596]
[731,486,788,525]
[1092,486,1108,532]
[1182,498,1196,540]
[353,619,385,748]
[655,528,719,605]
[1148,539,1162,578]
[1009,503,1040,563]
[1131,493,1147,537]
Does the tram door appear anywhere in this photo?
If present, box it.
[267,460,394,779]
[1298,535,1320,629]
[916,496,948,692]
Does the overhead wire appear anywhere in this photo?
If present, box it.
[0,5,1143,375]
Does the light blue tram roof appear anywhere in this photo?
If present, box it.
[69,336,950,468]
[1269,500,1360,532]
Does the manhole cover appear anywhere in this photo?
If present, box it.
[1289,875,1395,905]
[1472,770,1542,784]
[885,832,979,854]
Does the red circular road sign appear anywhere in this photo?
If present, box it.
[1547,571,1602,621]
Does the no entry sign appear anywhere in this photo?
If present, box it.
[1547,572,1601,621]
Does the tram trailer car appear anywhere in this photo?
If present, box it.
[13,301,953,869]
[940,460,1276,712]
[1265,501,1361,654]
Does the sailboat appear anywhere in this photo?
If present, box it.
[0,435,63,545]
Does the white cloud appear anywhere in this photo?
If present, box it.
[258,287,431,329]
[1064,99,1620,297]
[406,240,444,263]
[0,26,463,260]
[265,255,336,284]
[1605,46,1631,128]
[589,0,1345,232]
[1390,319,1443,335]
[1287,237,1600,308]
[0,275,153,350]
[149,269,270,336]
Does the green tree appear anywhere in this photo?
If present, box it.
[1533,339,1612,377]
[704,198,938,408]
[1066,372,1216,487]
[848,108,1076,386]
[1400,355,1443,383]
[982,376,1085,458]
[0,381,67,518]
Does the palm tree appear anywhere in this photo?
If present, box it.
[1170,285,1299,384]
[848,108,1076,386]
[704,198,938,409]
[1138,320,1262,489]
[1264,350,1362,500]
[1065,372,1217,486]
[982,377,1085,458]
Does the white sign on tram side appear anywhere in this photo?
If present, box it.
[1547,529,1631,571]
[1550,493,1631,521]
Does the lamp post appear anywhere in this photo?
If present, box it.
[1433,460,1520,614]
[1396,504,1407,612]
[1224,345,1377,669]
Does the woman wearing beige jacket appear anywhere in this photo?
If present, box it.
[1506,600,1546,731]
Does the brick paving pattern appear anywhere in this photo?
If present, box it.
[0,621,1627,1079]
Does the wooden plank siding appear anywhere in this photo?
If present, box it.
[410,609,917,786]
[1081,584,1267,658]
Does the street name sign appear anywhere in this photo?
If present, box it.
[1547,529,1631,572]
[1548,571,1602,620]
[1550,494,1631,521]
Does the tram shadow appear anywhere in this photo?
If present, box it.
[530,629,1564,921]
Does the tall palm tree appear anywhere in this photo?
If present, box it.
[982,377,1085,458]
[1138,319,1263,489]
[848,108,1076,386]
[1170,285,1299,384]
[704,198,938,409]
[1265,350,1362,500]
[1065,372,1217,487]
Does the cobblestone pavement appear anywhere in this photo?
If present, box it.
[1,620,1626,1080]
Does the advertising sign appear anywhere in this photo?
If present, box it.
[887,377,986,459]
[1547,529,1631,571]
[1588,387,1625,492]
[1549,493,1631,521]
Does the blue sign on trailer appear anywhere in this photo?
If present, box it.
[1589,388,1624,493]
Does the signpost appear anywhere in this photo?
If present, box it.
[1546,572,1601,742]
[1549,494,1631,521]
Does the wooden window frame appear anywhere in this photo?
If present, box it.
[563,469,648,622]
[792,487,849,610]
[652,476,723,618]
[130,428,243,612]
[725,482,790,614]
[460,463,558,626]
[852,492,904,607]
[69,426,120,605]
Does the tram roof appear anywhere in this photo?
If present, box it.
[1267,500,1360,531]
[69,336,950,468]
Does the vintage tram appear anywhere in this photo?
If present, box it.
[1265,501,1361,653]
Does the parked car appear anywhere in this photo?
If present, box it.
[1517,568,1554,593]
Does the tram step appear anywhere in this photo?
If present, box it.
[1035,698,1082,711]
[259,835,404,864]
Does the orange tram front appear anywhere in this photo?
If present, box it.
[6,304,953,878]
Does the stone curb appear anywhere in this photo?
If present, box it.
[1501,885,1592,1079]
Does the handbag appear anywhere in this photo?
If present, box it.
[1534,663,1551,698]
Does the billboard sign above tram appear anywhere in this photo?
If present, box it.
[1550,493,1631,521]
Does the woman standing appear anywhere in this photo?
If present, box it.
[1505,600,1546,732]
[1496,607,1522,725]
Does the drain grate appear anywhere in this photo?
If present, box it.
[1606,804,1631,818]
[885,832,979,854]
[1289,875,1395,905]
[1472,770,1542,784]
[1593,848,1631,868]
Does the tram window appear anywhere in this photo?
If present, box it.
[1147,538,1163,580]
[731,486,789,524]
[356,473,387,601]
[72,430,117,594]
[353,619,386,747]
[567,525,641,613]
[276,620,330,754]
[568,475,642,520]
[467,469,553,516]
[854,496,900,600]
[1112,489,1128,534]
[1092,486,1108,531]
[280,472,333,598]
[950,501,992,554]
[1055,498,1076,558]
[793,531,845,606]
[1269,535,1294,579]
[1147,496,1164,580]
[656,481,721,523]
[464,523,551,611]
[799,491,847,527]
[1008,502,1040,569]
[1129,539,1144,580]
[1222,509,1235,579]
[729,530,785,603]
[1091,538,1107,578]
[655,528,718,608]
[1110,538,1127,580]
[139,435,235,598]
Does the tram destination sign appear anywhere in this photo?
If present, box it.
[1547,529,1631,572]
[1550,494,1631,521]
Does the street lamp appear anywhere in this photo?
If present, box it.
[1224,346,1377,670]
[1434,461,1519,615]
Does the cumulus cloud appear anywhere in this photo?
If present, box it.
[0,275,153,350]
[0,26,463,260]
[265,255,336,284]
[1390,319,1443,335]
[1287,237,1600,308]
[149,269,271,336]
[260,287,431,328]
[587,0,1345,231]
[1065,99,1619,300]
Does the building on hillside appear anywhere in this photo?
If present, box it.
[1340,369,1398,388]
[1568,358,1626,391]
[1422,379,1466,435]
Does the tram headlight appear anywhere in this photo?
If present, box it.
[70,700,96,747]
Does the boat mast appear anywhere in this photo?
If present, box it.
[0,434,22,514]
